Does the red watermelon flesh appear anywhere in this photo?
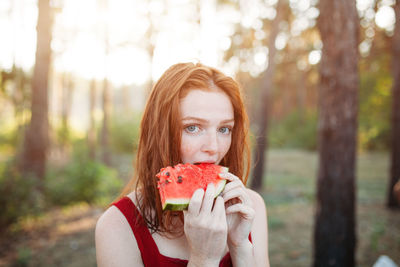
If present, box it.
[156,163,228,210]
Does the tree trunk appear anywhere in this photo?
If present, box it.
[144,0,160,98]
[101,77,111,166]
[88,79,97,160]
[19,0,52,182]
[387,0,400,209]
[146,35,155,96]
[121,85,130,113]
[100,0,112,167]
[11,65,28,152]
[296,70,307,123]
[60,72,73,151]
[313,1,359,267]
[251,0,285,191]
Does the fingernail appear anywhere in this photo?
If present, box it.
[195,188,204,195]
[218,173,230,180]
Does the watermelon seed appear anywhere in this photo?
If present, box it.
[177,176,183,183]
[166,172,170,177]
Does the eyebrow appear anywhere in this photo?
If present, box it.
[181,116,235,124]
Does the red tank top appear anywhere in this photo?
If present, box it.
[112,196,233,266]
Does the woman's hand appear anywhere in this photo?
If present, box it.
[219,172,255,249]
[183,184,227,266]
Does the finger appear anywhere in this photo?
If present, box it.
[222,188,244,203]
[225,198,240,208]
[188,188,204,215]
[219,172,241,182]
[225,203,255,220]
[223,180,244,193]
[222,188,252,206]
[213,196,226,220]
[200,183,215,214]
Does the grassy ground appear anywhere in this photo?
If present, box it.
[0,149,399,267]
[262,149,400,267]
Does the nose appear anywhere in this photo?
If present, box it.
[201,131,218,155]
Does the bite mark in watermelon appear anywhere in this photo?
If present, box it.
[156,163,228,211]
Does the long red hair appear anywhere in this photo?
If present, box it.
[119,62,250,235]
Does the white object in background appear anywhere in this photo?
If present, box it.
[373,255,398,267]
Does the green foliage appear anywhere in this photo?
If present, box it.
[267,65,392,152]
[110,112,141,153]
[268,110,317,150]
[0,120,25,155]
[0,159,43,230]
[16,246,32,267]
[55,122,72,147]
[45,149,122,207]
[370,220,385,251]
[358,66,392,151]
[52,122,86,149]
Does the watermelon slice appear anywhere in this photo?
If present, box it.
[156,163,228,211]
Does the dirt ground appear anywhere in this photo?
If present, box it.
[0,150,399,267]
[0,204,101,267]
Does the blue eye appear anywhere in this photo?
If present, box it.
[219,127,232,134]
[185,125,200,133]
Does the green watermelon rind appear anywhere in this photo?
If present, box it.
[162,168,228,211]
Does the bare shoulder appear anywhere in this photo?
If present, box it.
[245,188,267,234]
[95,194,144,267]
[246,188,267,212]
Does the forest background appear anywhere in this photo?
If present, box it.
[0,0,399,266]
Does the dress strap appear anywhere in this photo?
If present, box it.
[112,196,161,266]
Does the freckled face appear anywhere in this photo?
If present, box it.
[179,89,234,165]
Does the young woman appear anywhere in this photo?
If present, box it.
[95,62,270,267]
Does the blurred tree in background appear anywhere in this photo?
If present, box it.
[388,0,400,209]
[251,0,286,191]
[18,0,52,185]
[313,0,359,266]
